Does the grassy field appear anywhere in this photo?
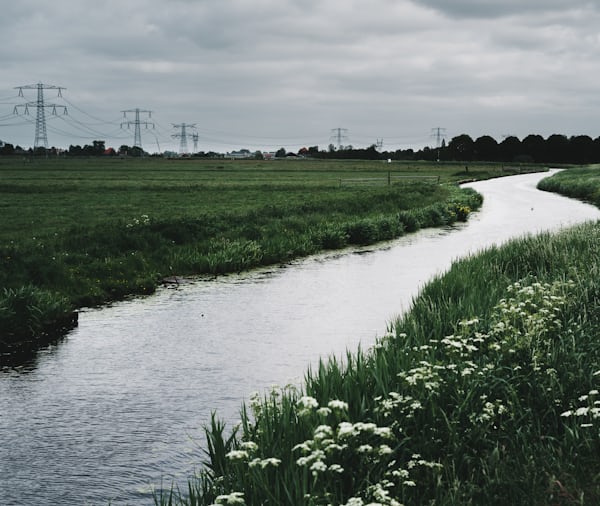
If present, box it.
[155,168,600,505]
[0,156,509,351]
[537,165,600,206]
[0,157,518,242]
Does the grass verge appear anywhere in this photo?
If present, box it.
[155,174,600,505]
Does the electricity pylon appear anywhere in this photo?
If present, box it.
[172,123,197,155]
[431,127,446,162]
[330,127,348,150]
[13,82,67,149]
[121,108,154,149]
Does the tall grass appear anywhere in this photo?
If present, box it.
[0,167,482,349]
[537,166,600,207]
[156,222,600,505]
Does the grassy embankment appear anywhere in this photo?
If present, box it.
[0,157,495,351]
[537,165,600,207]
[156,167,600,506]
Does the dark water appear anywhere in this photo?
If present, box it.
[1,171,599,505]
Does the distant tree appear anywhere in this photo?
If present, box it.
[0,143,15,155]
[447,134,475,161]
[275,147,286,158]
[498,136,522,162]
[254,150,264,160]
[522,134,546,162]
[593,137,600,163]
[364,144,380,160]
[474,135,499,161]
[546,134,569,163]
[129,146,144,157]
[569,135,595,164]
[417,146,437,161]
[308,146,319,157]
[92,140,106,155]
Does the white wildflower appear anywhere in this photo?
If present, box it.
[260,457,281,468]
[310,460,327,476]
[225,450,249,461]
[314,424,333,441]
[240,441,258,452]
[328,399,349,411]
[378,444,393,456]
[215,491,245,505]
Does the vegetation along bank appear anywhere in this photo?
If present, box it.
[155,167,600,505]
[0,157,494,353]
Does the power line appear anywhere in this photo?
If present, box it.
[431,127,446,148]
[171,123,197,154]
[121,108,154,149]
[431,127,446,161]
[330,127,348,150]
[13,82,67,149]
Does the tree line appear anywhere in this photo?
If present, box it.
[312,133,600,164]
[3,133,600,164]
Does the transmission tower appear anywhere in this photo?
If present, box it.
[13,82,67,149]
[431,127,446,161]
[330,127,348,150]
[121,108,154,149]
[376,138,384,151]
[172,123,197,155]
[192,133,199,153]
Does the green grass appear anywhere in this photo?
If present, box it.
[153,167,600,506]
[537,165,600,207]
[156,223,600,506]
[0,157,499,349]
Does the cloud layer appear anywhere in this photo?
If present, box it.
[1,0,600,152]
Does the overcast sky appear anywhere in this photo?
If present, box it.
[1,0,599,153]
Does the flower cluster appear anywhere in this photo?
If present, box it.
[125,214,150,228]
[209,491,245,505]
[225,440,282,469]
[292,396,439,505]
[561,384,600,429]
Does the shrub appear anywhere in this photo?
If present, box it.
[0,285,73,345]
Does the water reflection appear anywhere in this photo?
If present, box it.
[1,171,599,505]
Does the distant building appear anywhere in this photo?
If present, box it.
[228,149,253,159]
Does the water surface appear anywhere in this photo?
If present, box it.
[1,171,599,505]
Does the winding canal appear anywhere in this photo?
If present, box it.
[1,171,599,505]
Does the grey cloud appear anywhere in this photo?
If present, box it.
[3,0,600,152]
[414,0,594,19]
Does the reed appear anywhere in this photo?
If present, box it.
[156,222,600,505]
[537,166,600,206]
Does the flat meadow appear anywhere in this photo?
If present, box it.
[153,167,600,506]
[0,156,495,350]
